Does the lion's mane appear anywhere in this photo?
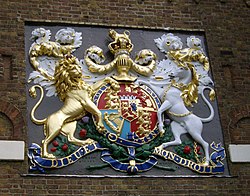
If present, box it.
[54,55,86,101]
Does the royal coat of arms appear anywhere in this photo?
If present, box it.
[26,25,227,175]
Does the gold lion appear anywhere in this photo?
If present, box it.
[29,55,119,158]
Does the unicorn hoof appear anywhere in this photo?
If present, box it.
[156,145,164,151]
[158,124,165,137]
[201,161,210,166]
[160,130,165,137]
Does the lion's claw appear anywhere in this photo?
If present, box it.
[96,123,105,134]
[43,153,56,159]
[85,138,95,144]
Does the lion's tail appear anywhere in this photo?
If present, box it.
[29,85,46,125]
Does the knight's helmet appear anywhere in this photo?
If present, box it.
[108,29,134,56]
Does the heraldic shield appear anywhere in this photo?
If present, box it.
[26,25,228,175]
[93,83,160,144]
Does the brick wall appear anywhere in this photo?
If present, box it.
[0,0,249,195]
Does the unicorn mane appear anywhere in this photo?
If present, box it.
[180,65,199,107]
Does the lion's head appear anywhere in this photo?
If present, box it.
[135,49,157,65]
[85,45,106,64]
[54,55,84,101]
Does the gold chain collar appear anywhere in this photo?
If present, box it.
[162,80,186,101]
[167,110,193,117]
[171,80,187,91]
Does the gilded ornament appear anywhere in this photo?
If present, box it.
[29,28,82,82]
[27,27,225,175]
[84,29,157,81]
[29,54,119,158]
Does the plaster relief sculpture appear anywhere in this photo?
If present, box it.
[28,28,119,159]
[153,34,215,165]
[27,27,225,175]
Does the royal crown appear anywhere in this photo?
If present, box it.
[108,29,134,56]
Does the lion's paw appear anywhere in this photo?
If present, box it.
[111,83,120,91]
[106,78,120,90]
[43,153,56,159]
[85,138,95,145]
[96,124,105,134]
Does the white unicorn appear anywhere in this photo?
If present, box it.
[142,33,215,165]
[155,63,215,165]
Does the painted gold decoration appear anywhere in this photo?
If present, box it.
[29,28,82,82]
[29,54,119,158]
[168,38,210,72]
[27,27,226,175]
[84,29,157,81]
